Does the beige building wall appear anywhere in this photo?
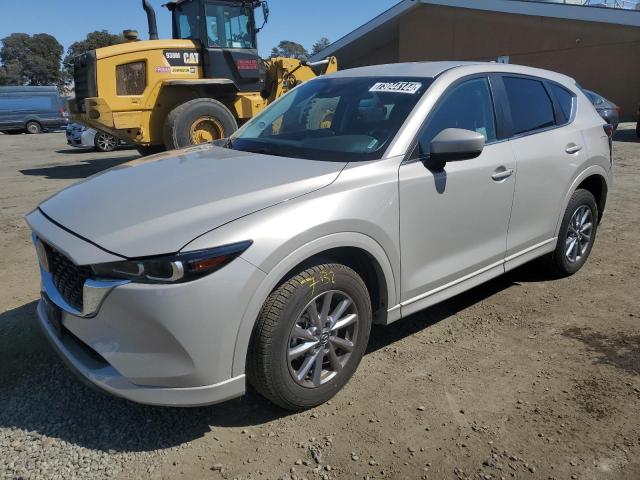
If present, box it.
[347,37,400,68]
[340,4,640,120]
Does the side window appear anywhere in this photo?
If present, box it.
[414,77,497,158]
[550,84,575,124]
[503,76,555,135]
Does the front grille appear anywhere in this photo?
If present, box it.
[45,244,92,311]
[73,51,97,113]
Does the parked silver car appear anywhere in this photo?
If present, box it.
[66,123,121,152]
[583,89,620,131]
[27,62,613,410]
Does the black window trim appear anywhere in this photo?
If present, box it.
[497,73,576,140]
[547,80,577,127]
[403,73,506,165]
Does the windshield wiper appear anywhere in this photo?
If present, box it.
[213,137,234,149]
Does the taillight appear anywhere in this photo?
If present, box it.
[603,124,614,138]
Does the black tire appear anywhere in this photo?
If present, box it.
[93,132,118,152]
[544,189,598,277]
[248,263,372,411]
[636,121,639,139]
[26,121,42,134]
[163,98,238,150]
[136,145,165,156]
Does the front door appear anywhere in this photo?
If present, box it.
[399,76,516,315]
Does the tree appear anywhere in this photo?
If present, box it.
[63,30,124,81]
[270,40,308,61]
[0,60,22,85]
[311,37,331,56]
[0,32,63,86]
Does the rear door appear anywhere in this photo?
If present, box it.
[398,76,516,314]
[499,75,585,268]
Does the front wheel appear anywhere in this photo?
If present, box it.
[545,189,598,277]
[163,98,238,150]
[94,132,118,152]
[248,264,372,411]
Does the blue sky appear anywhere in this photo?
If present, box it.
[0,0,399,57]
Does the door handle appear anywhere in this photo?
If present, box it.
[491,168,514,182]
[565,144,583,154]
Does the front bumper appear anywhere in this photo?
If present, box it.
[36,299,246,406]
[27,209,266,406]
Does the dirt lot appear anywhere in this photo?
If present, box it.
[0,129,639,480]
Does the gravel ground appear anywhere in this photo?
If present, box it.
[0,127,639,480]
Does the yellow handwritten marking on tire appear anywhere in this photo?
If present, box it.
[300,271,336,294]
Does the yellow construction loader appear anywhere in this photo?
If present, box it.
[68,0,337,154]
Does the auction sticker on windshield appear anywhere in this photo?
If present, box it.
[369,82,422,94]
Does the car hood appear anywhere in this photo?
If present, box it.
[39,145,346,258]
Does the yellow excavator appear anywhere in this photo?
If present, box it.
[68,0,337,154]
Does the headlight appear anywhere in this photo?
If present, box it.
[115,61,147,96]
[91,241,252,284]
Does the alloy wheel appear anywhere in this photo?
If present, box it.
[565,205,593,263]
[287,290,359,388]
[97,133,117,151]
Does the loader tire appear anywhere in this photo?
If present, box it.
[163,98,238,150]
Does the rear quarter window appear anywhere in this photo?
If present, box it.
[503,76,556,136]
[550,84,575,124]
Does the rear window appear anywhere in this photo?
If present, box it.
[550,84,575,124]
[503,77,555,136]
[0,95,58,112]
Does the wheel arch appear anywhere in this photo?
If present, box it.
[555,166,609,237]
[147,83,240,146]
[156,82,239,114]
[231,232,397,378]
[576,174,608,224]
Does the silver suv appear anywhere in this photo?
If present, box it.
[27,62,613,410]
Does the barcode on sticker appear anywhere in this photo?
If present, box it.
[369,82,422,94]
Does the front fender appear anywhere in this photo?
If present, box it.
[229,232,397,378]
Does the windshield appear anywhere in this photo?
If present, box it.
[205,3,255,49]
[231,76,432,161]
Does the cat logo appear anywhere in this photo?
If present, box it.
[163,50,201,67]
[183,52,200,65]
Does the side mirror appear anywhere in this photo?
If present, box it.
[429,128,485,166]
[262,2,270,24]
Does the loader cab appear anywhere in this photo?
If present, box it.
[166,0,267,92]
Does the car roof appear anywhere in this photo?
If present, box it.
[329,61,575,87]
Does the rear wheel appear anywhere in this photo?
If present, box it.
[248,264,372,411]
[544,189,598,277]
[93,132,118,152]
[26,121,42,134]
[163,98,238,150]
